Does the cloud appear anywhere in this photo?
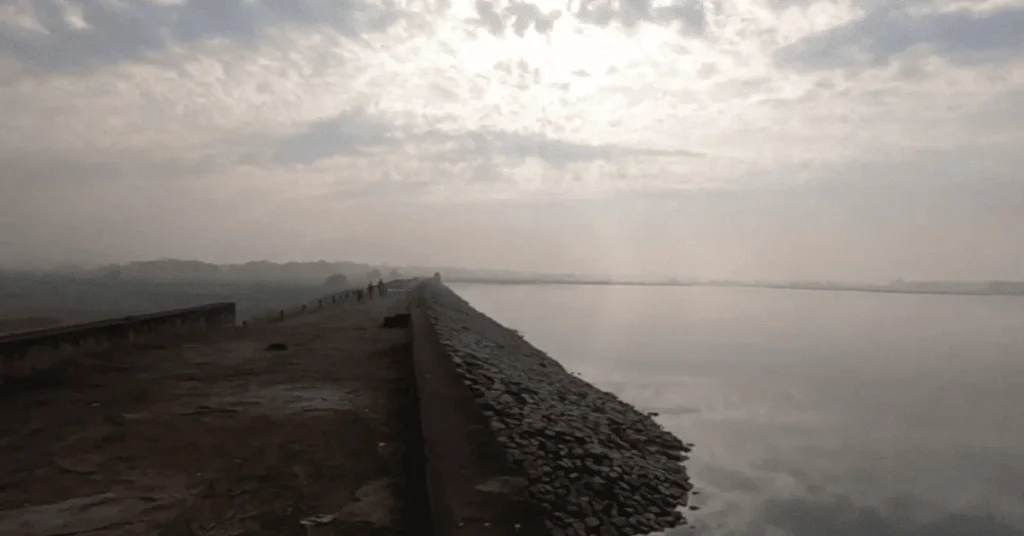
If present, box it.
[467,0,706,36]
[0,0,1022,275]
[567,0,708,32]
[270,108,402,165]
[0,0,400,73]
[260,107,705,169]
[775,3,1024,70]
[505,2,561,36]
[427,128,705,164]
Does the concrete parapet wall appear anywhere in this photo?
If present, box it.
[0,302,236,383]
[409,280,693,536]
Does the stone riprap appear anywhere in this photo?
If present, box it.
[414,281,692,535]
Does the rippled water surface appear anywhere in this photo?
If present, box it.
[451,283,1024,536]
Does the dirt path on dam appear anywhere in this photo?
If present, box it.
[0,295,421,536]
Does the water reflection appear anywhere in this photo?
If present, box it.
[762,494,1024,536]
[452,283,1024,536]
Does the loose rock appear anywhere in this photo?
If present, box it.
[413,282,693,534]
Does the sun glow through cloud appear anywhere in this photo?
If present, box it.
[0,0,1022,278]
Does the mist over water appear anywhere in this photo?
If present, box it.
[451,283,1024,536]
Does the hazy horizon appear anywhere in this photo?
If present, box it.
[2,257,1023,286]
[2,1,1022,282]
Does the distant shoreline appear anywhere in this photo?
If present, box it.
[445,279,1024,297]
[2,270,1020,298]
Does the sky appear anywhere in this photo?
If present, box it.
[0,0,1022,281]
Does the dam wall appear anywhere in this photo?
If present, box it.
[0,278,693,535]
[409,281,693,536]
[410,283,549,536]
[0,302,236,383]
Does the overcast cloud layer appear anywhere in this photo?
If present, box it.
[1,0,1022,280]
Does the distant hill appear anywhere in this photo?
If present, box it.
[0,261,590,330]
[0,274,332,326]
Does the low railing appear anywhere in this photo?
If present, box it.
[241,278,421,326]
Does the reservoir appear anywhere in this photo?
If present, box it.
[452,283,1024,536]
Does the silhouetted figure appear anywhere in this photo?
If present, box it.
[377,279,386,297]
[367,282,374,300]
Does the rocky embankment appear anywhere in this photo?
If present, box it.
[415,281,693,535]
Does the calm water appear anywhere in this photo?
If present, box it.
[451,283,1024,536]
